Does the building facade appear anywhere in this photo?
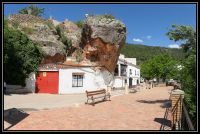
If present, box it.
[25,54,140,94]
[113,54,140,88]
[25,63,108,94]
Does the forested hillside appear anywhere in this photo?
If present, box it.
[120,43,185,65]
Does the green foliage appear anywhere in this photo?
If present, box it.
[103,14,115,19]
[18,4,44,17]
[167,24,196,127]
[4,20,43,85]
[45,21,55,30]
[11,20,20,29]
[21,27,34,35]
[166,24,196,55]
[55,25,72,54]
[98,14,115,19]
[120,43,185,65]
[55,25,63,37]
[140,54,178,81]
[75,20,84,28]
[76,49,83,62]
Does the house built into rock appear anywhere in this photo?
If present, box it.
[25,54,140,94]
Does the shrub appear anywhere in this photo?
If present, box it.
[4,21,43,85]
[45,21,55,30]
[75,20,84,28]
[55,25,72,54]
[21,27,34,34]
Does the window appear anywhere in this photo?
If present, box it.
[129,69,132,75]
[135,70,136,75]
[120,64,127,76]
[72,74,84,87]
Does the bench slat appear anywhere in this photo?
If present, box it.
[86,89,106,93]
[87,91,106,96]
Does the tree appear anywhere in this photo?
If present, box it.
[167,24,196,55]
[55,25,72,56]
[120,43,185,66]
[18,5,44,17]
[4,20,43,85]
[167,24,197,128]
[141,54,178,81]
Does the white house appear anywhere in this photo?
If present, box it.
[25,61,111,94]
[25,54,140,94]
[113,54,140,88]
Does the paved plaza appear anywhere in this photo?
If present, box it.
[4,86,173,130]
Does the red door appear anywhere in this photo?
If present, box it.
[36,71,59,94]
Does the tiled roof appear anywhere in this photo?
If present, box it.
[38,62,100,70]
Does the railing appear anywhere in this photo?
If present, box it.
[171,95,195,130]
[180,102,195,130]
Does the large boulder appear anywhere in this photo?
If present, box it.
[81,15,126,73]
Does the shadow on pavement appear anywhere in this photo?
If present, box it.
[154,117,171,129]
[136,99,169,104]
[160,101,171,108]
[156,106,172,130]
[85,99,111,106]
[4,108,30,130]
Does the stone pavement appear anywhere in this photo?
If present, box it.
[4,93,86,111]
[4,86,173,130]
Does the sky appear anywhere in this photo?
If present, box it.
[4,4,196,48]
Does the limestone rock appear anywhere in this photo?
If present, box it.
[59,20,82,48]
[8,14,66,63]
[8,14,127,78]
[81,15,126,72]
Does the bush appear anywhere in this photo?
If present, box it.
[75,20,84,28]
[45,21,55,30]
[11,20,20,29]
[4,21,43,85]
[103,14,115,19]
[55,25,72,53]
[21,27,34,34]
[97,14,115,19]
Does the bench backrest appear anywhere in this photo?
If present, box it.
[86,89,106,97]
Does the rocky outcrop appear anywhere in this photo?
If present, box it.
[8,14,126,85]
[8,14,66,63]
[59,20,82,48]
[81,15,126,73]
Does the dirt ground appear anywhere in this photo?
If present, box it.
[4,86,173,130]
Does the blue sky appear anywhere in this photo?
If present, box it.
[4,4,196,48]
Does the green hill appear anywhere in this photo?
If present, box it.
[120,43,185,66]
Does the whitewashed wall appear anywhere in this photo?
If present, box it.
[59,67,107,94]
[25,72,36,93]
[113,77,126,88]
[127,65,140,85]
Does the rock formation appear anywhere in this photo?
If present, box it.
[8,14,66,63]
[8,14,126,85]
[81,15,126,72]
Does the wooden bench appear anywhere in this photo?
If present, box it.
[85,89,111,105]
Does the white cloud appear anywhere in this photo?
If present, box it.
[168,44,180,49]
[133,38,143,43]
[147,35,152,39]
